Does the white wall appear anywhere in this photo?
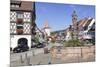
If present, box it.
[66,31,71,41]
[10,35,31,49]
[45,28,50,36]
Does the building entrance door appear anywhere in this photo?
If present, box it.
[18,38,28,47]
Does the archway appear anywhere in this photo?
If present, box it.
[18,38,28,47]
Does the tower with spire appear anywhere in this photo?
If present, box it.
[43,21,51,37]
[72,10,78,39]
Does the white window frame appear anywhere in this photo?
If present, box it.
[23,12,31,22]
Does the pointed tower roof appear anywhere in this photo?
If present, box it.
[72,10,77,18]
[43,20,50,29]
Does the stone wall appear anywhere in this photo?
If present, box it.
[50,46,95,60]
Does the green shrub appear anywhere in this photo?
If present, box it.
[51,38,56,43]
[64,39,84,47]
[34,37,39,44]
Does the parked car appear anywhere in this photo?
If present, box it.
[31,44,37,48]
[10,47,12,51]
[31,41,37,48]
[13,45,29,53]
[36,42,46,48]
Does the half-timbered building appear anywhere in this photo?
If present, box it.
[10,0,36,49]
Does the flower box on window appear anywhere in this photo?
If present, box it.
[16,29,23,34]
[17,18,23,24]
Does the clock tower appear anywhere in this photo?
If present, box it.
[72,10,78,39]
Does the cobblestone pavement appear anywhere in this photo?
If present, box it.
[10,43,95,67]
[10,52,95,67]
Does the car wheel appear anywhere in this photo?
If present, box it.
[13,50,17,53]
[20,50,23,52]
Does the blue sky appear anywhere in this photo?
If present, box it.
[35,2,95,32]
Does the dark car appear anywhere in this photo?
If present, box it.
[13,45,29,53]
[13,38,29,53]
[10,47,12,51]
[36,42,46,48]
[31,44,37,48]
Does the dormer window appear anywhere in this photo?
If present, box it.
[11,4,20,8]
[10,1,21,8]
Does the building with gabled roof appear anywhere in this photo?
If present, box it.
[78,17,95,40]
[66,16,95,41]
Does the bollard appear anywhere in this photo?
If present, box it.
[27,57,32,65]
[32,51,35,56]
[77,53,80,62]
[25,53,28,59]
[25,53,29,65]
[81,48,83,58]
[25,53,32,65]
[20,54,24,63]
